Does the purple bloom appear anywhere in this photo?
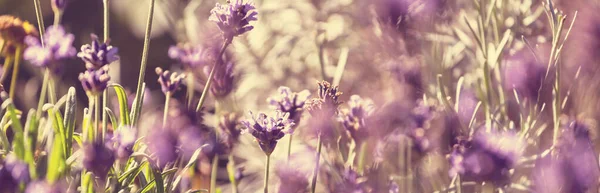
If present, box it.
[406,100,440,153]
[218,112,241,150]
[51,0,67,12]
[82,142,115,178]
[338,95,375,143]
[77,34,119,70]
[389,180,399,193]
[147,128,178,169]
[155,67,186,95]
[305,81,343,117]
[209,0,258,40]
[23,25,76,68]
[78,65,110,94]
[240,111,294,155]
[332,167,369,193]
[448,131,525,185]
[0,154,30,192]
[268,86,311,126]
[205,61,235,98]
[177,126,207,161]
[113,126,137,160]
[276,162,310,193]
[168,44,212,69]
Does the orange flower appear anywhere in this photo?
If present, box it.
[0,15,37,55]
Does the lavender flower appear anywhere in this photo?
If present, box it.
[448,131,525,185]
[218,112,241,150]
[276,162,310,193]
[78,66,110,94]
[155,67,186,95]
[205,61,235,98]
[51,0,67,13]
[147,128,178,169]
[209,0,258,40]
[77,34,119,70]
[267,86,311,125]
[113,126,137,160]
[241,111,294,155]
[332,167,369,193]
[406,100,439,153]
[168,44,212,69]
[0,154,30,193]
[23,25,76,68]
[305,81,343,116]
[82,142,115,178]
[339,95,375,142]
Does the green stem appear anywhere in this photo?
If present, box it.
[53,11,62,26]
[131,0,156,125]
[264,154,271,193]
[33,0,45,46]
[287,134,293,161]
[186,73,195,108]
[9,46,23,100]
[0,56,12,85]
[94,95,100,142]
[310,135,323,193]
[163,93,171,128]
[103,0,110,41]
[357,141,367,174]
[195,40,231,112]
[48,73,57,104]
[210,155,219,193]
[102,89,108,142]
[227,154,238,193]
[36,70,50,117]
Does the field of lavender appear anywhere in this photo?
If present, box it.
[1,0,600,192]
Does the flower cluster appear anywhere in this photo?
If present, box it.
[209,0,258,40]
[305,81,343,116]
[267,86,311,125]
[156,67,186,95]
[338,95,375,143]
[168,44,213,69]
[23,25,76,68]
[77,34,119,70]
[82,142,116,178]
[207,60,236,98]
[0,155,30,193]
[78,65,110,95]
[241,111,295,155]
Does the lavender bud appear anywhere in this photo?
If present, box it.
[267,86,311,126]
[82,142,115,178]
[155,67,186,95]
[240,111,294,155]
[77,34,119,70]
[209,0,258,41]
[23,25,76,68]
[205,61,235,98]
[51,0,68,13]
[78,65,110,95]
[147,128,178,169]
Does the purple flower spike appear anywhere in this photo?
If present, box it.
[267,86,311,126]
[241,111,294,155]
[77,34,119,70]
[82,142,115,178]
[339,95,374,143]
[78,66,110,95]
[155,67,186,95]
[206,61,235,98]
[147,128,178,169]
[168,44,212,69]
[305,80,343,117]
[209,0,258,40]
[23,25,76,68]
[113,126,137,160]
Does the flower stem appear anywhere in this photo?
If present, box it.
[36,70,50,117]
[287,134,293,161]
[357,141,368,174]
[227,154,238,193]
[102,89,108,142]
[186,74,195,108]
[131,0,156,125]
[310,134,323,193]
[210,155,219,193]
[32,0,45,46]
[264,154,271,193]
[53,10,62,26]
[195,40,231,112]
[48,73,57,104]
[163,93,171,128]
[9,46,23,100]
[103,0,110,41]
[0,56,12,85]
[94,95,101,142]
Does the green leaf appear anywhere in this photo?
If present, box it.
[3,98,25,159]
[46,132,66,183]
[105,108,118,131]
[130,82,146,126]
[118,161,148,186]
[185,190,209,193]
[63,88,76,157]
[82,171,94,193]
[23,110,38,179]
[110,84,130,126]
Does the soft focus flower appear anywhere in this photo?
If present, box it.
[147,128,178,169]
[209,0,258,40]
[82,142,115,178]
[218,112,241,150]
[448,131,525,185]
[339,95,375,143]
[332,167,369,193]
[0,154,30,193]
[113,126,137,160]
[77,34,119,70]
[23,25,76,68]
[240,111,294,155]
[155,67,186,95]
[25,180,67,193]
[0,15,37,48]
[205,61,235,98]
[406,99,440,153]
[276,162,310,193]
[305,81,343,116]
[267,86,311,126]
[388,180,399,193]
[78,66,110,94]
[168,44,212,69]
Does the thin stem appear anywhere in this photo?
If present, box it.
[287,134,293,161]
[0,56,13,84]
[131,0,156,125]
[9,46,23,100]
[48,73,57,104]
[195,41,231,112]
[102,89,108,142]
[263,154,271,193]
[33,0,45,47]
[53,11,62,26]
[310,134,323,193]
[163,93,171,128]
[186,74,195,108]
[210,155,219,193]
[103,0,110,41]
[357,141,367,174]
[36,70,50,118]
[227,154,238,193]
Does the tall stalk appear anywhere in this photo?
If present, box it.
[195,41,231,112]
[310,134,323,193]
[263,154,271,193]
[131,0,157,125]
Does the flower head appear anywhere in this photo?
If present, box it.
[218,112,241,150]
[77,34,119,70]
[0,154,30,193]
[241,111,294,155]
[78,66,110,95]
[305,81,343,116]
[82,142,115,178]
[147,128,178,169]
[209,0,258,40]
[0,15,37,46]
[113,126,137,160]
[51,0,67,13]
[206,61,235,98]
[332,167,369,193]
[23,25,76,68]
[268,86,311,125]
[168,44,212,69]
[155,67,186,95]
[339,95,375,142]
[276,162,310,193]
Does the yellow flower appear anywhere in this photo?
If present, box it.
[0,15,37,55]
